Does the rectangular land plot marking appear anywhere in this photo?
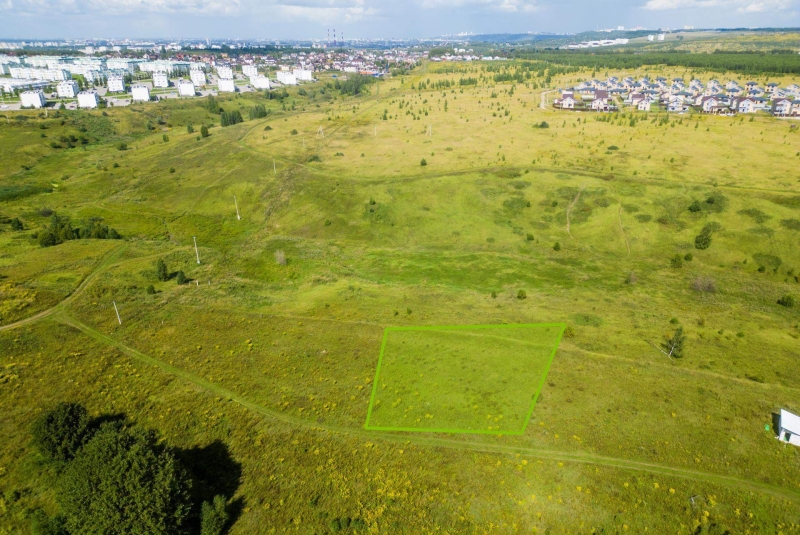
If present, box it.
[364,323,566,435]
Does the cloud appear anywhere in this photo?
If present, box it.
[1,0,382,21]
[642,0,794,9]
[418,0,541,12]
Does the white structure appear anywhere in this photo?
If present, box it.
[56,80,79,99]
[647,34,655,42]
[190,69,206,87]
[251,75,271,90]
[217,65,233,79]
[131,85,150,102]
[277,71,297,85]
[10,67,70,82]
[242,64,258,78]
[20,90,46,109]
[77,91,99,109]
[178,80,196,97]
[153,72,169,88]
[778,410,800,446]
[657,34,666,41]
[107,76,125,93]
[293,69,314,82]
[218,78,236,92]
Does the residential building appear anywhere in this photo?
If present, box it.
[251,75,271,90]
[107,76,125,93]
[190,69,206,87]
[56,80,79,99]
[178,80,195,97]
[218,78,236,92]
[20,90,46,109]
[242,64,258,78]
[153,72,169,88]
[77,91,99,109]
[293,68,313,81]
[778,409,800,446]
[131,85,151,102]
[217,65,233,79]
[277,71,297,85]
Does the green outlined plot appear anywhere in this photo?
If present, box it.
[364,323,565,435]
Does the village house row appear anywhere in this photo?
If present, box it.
[554,76,800,116]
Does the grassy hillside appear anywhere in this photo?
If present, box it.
[1,63,800,533]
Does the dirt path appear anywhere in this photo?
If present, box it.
[56,313,800,504]
[0,244,128,332]
[565,186,584,239]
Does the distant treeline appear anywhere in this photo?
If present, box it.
[512,50,800,75]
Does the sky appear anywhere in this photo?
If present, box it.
[0,0,799,40]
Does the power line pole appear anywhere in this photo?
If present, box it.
[193,236,200,264]
[113,301,121,324]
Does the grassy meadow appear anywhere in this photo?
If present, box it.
[1,61,800,533]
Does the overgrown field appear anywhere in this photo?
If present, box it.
[1,61,800,533]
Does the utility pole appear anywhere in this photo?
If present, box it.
[113,301,121,324]
[234,195,240,220]
[273,158,276,175]
[193,236,200,264]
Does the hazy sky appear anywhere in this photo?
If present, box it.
[1,0,798,40]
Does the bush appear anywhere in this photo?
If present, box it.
[187,124,194,134]
[220,110,244,127]
[117,142,127,151]
[517,290,527,300]
[169,167,176,173]
[781,219,800,230]
[663,326,685,358]
[691,276,717,293]
[146,285,156,295]
[291,129,298,135]
[176,271,187,285]
[420,158,427,166]
[308,155,321,162]
[688,201,702,213]
[200,495,229,535]
[607,145,619,151]
[695,232,712,250]
[31,402,92,462]
[553,242,561,251]
[535,121,549,129]
[200,126,209,138]
[156,259,169,281]
[29,509,67,535]
[57,424,192,535]
[684,253,693,261]
[671,255,683,268]
[526,233,534,241]
[625,272,637,284]
[10,217,23,230]
[777,294,795,308]
[264,125,272,131]
[162,134,169,143]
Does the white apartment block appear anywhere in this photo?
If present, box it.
[190,69,206,87]
[10,67,70,82]
[277,71,297,85]
[131,85,151,102]
[218,78,236,92]
[251,75,271,90]
[293,69,313,82]
[56,80,79,99]
[20,90,46,109]
[107,76,125,93]
[153,72,169,88]
[77,91,99,109]
[217,65,234,79]
[178,80,195,97]
[242,64,258,78]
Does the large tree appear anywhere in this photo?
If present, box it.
[31,402,92,463]
[58,423,192,535]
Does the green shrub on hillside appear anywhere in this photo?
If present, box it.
[31,402,92,463]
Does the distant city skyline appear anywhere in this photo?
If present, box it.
[1,0,799,40]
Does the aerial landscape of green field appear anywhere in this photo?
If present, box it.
[2,39,800,533]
